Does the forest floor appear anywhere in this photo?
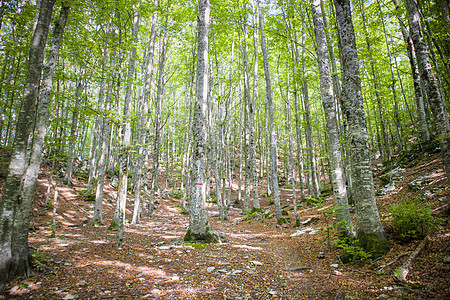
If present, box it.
[0,146,449,299]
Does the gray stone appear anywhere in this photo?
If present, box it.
[249,260,263,266]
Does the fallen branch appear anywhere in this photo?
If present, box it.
[433,203,449,212]
[283,267,312,273]
[377,252,409,272]
[394,237,428,283]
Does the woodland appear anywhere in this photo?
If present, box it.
[0,0,449,298]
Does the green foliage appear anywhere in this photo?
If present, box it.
[320,185,332,198]
[267,197,275,205]
[208,196,218,204]
[171,189,183,200]
[0,147,11,179]
[389,199,440,242]
[243,208,274,223]
[303,195,323,207]
[108,221,119,231]
[31,251,48,272]
[84,193,96,202]
[281,209,289,216]
[46,221,57,237]
[76,171,89,181]
[175,204,187,215]
[337,237,372,263]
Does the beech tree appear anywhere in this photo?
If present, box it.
[333,0,388,254]
[0,0,56,287]
[184,0,222,243]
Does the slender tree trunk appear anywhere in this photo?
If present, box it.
[241,17,252,215]
[64,78,83,184]
[406,0,450,184]
[312,0,353,237]
[149,22,168,217]
[184,0,222,243]
[257,0,283,223]
[93,48,115,224]
[251,12,260,209]
[116,9,139,248]
[359,1,391,162]
[0,0,56,288]
[333,0,388,254]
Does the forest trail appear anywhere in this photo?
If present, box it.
[1,151,449,299]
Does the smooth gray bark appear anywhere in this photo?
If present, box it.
[0,0,56,288]
[116,9,139,248]
[257,0,283,223]
[185,0,222,242]
[333,0,388,254]
[311,0,353,237]
[406,0,450,184]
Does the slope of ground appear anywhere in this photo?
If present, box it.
[0,148,448,299]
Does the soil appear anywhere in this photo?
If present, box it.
[0,149,449,299]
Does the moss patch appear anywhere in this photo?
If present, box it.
[183,228,227,244]
[357,232,390,258]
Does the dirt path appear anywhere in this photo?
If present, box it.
[1,152,449,299]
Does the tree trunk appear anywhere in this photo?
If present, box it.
[406,0,450,185]
[0,0,56,288]
[312,0,354,237]
[333,0,388,255]
[257,0,283,223]
[149,21,168,217]
[184,0,222,243]
[116,9,139,248]
[64,79,83,184]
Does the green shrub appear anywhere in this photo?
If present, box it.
[267,197,275,205]
[337,237,372,263]
[84,193,96,202]
[171,189,183,200]
[389,200,440,242]
[175,204,187,215]
[304,195,323,207]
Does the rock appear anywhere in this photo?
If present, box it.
[76,281,87,286]
[380,167,405,183]
[231,269,242,275]
[443,257,450,264]
[63,294,75,300]
[218,269,228,273]
[290,227,318,236]
[249,260,263,266]
[317,252,325,259]
[330,264,339,268]
[377,294,388,299]
[64,262,72,266]
[408,176,434,191]
[158,245,172,250]
[377,182,396,196]
[301,217,319,225]
[206,267,215,272]
[111,177,119,188]
[268,290,277,296]
[333,270,343,276]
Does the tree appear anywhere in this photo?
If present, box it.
[257,0,284,224]
[0,0,56,288]
[333,0,388,255]
[406,0,450,185]
[311,0,353,238]
[184,0,223,243]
